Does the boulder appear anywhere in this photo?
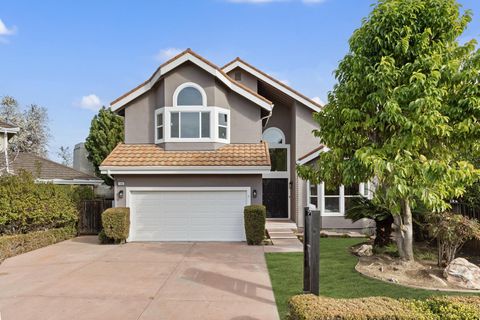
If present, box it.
[444,258,480,290]
[353,244,373,257]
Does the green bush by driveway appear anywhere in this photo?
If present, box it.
[0,226,76,262]
[266,238,478,319]
[244,204,266,245]
[0,171,78,234]
[101,207,129,243]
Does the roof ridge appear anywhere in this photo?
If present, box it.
[110,49,273,109]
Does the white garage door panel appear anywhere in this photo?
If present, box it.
[130,189,248,241]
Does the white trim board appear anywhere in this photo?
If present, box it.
[297,147,329,166]
[110,52,273,112]
[100,166,271,175]
[222,60,322,113]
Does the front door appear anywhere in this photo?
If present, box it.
[263,178,289,218]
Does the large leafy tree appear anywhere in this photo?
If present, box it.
[299,0,480,261]
[85,107,124,185]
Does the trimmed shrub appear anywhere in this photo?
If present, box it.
[288,295,433,320]
[101,207,129,243]
[0,226,76,262]
[288,294,480,320]
[0,170,78,235]
[98,229,114,244]
[244,205,266,245]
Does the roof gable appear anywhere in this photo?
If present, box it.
[222,58,323,112]
[110,49,273,112]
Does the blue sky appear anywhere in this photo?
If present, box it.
[1,0,479,162]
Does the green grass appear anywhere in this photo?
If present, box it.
[265,238,475,319]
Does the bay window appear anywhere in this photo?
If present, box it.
[154,82,230,143]
[307,182,372,216]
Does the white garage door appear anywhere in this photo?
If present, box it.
[129,188,250,241]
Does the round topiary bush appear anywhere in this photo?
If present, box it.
[244,205,266,245]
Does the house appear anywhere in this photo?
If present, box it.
[100,49,371,242]
[0,120,102,185]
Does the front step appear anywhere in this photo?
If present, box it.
[268,231,298,239]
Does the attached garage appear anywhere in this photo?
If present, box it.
[127,187,251,242]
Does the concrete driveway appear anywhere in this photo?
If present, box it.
[0,237,279,320]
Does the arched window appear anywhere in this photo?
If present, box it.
[262,127,285,145]
[173,82,207,107]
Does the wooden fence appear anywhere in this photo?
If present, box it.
[78,199,113,235]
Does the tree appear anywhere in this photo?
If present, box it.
[84,107,124,185]
[57,146,72,167]
[298,0,480,261]
[0,96,50,157]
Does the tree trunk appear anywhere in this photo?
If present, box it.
[394,198,414,261]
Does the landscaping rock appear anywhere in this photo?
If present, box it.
[444,258,480,290]
[428,274,448,287]
[353,244,373,257]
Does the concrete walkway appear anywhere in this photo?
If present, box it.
[265,221,303,253]
[0,237,279,320]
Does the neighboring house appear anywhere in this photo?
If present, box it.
[100,49,370,242]
[0,121,102,185]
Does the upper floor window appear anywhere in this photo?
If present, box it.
[263,127,285,145]
[155,82,229,144]
[173,82,207,107]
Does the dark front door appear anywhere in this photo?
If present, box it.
[263,178,289,218]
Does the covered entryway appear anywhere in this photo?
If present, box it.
[128,187,250,242]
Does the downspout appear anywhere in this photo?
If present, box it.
[106,170,113,180]
[261,105,274,129]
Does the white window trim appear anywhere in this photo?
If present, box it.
[306,181,370,217]
[155,106,230,144]
[263,127,286,146]
[154,109,164,143]
[173,82,207,107]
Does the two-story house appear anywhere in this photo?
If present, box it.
[100,49,370,242]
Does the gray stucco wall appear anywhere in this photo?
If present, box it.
[113,174,263,207]
[294,102,320,227]
[227,69,258,92]
[122,62,262,145]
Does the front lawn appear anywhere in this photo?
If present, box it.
[265,238,475,319]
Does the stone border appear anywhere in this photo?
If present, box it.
[354,259,480,293]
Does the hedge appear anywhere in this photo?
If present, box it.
[288,294,480,320]
[101,207,129,243]
[244,205,266,245]
[0,170,78,234]
[0,226,76,262]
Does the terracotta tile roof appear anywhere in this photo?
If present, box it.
[110,49,272,110]
[0,152,101,182]
[101,143,271,167]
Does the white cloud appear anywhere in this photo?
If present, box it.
[0,19,15,35]
[78,94,102,111]
[155,47,183,62]
[0,19,16,44]
[312,96,325,105]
